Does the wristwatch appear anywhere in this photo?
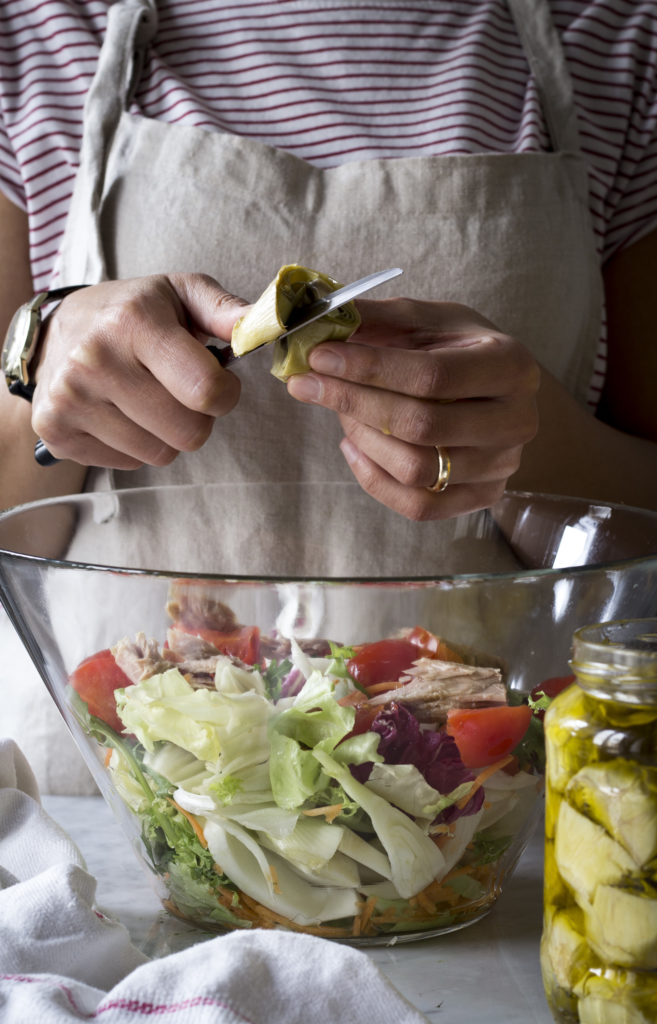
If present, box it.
[2,285,88,401]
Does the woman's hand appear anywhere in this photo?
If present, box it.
[31,274,248,468]
[287,297,540,520]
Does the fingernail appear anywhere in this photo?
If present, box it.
[340,437,360,465]
[287,372,323,403]
[309,346,345,375]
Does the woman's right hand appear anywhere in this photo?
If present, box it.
[31,274,249,469]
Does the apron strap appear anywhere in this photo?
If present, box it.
[67,0,158,281]
[506,0,582,154]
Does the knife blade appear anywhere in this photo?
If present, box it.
[212,266,403,367]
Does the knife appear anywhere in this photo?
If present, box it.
[211,265,403,367]
[34,266,403,465]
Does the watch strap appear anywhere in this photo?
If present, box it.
[3,284,89,402]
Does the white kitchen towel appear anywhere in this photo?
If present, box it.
[0,738,428,1023]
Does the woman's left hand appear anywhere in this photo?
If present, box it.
[286,297,540,520]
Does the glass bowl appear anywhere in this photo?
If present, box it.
[0,483,656,945]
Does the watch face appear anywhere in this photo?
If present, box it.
[2,304,39,384]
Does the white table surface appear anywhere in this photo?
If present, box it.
[43,794,554,1023]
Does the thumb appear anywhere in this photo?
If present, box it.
[168,272,251,342]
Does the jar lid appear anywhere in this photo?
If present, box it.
[570,618,657,702]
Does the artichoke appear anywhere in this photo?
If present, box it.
[230,264,361,381]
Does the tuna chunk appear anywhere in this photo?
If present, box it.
[111,633,175,683]
[368,658,506,724]
[165,581,238,632]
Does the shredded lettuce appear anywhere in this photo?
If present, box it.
[269,731,328,809]
[116,669,274,773]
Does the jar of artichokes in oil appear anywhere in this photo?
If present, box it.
[541,619,657,1024]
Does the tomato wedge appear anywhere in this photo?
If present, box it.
[446,705,533,768]
[347,638,418,691]
[69,648,133,732]
[406,626,463,663]
[172,622,260,665]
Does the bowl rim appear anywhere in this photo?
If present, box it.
[0,485,656,584]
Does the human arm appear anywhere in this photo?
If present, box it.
[0,192,87,510]
[511,228,657,508]
[286,230,657,518]
[0,193,247,512]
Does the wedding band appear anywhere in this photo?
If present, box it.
[427,445,451,493]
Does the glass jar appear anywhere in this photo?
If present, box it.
[541,618,657,1024]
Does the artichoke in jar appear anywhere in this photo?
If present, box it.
[554,800,637,907]
[541,905,598,993]
[574,967,657,1024]
[584,879,657,969]
[565,760,657,866]
[230,264,361,380]
[544,687,603,793]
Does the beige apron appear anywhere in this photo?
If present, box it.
[54,0,603,577]
[6,0,604,792]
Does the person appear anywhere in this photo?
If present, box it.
[0,0,656,793]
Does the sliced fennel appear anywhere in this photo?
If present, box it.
[203,818,359,925]
[364,762,472,822]
[313,747,445,897]
[255,815,345,872]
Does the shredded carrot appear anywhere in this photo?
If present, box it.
[239,891,352,937]
[364,680,407,696]
[434,641,464,663]
[269,863,281,895]
[168,797,208,848]
[355,896,377,935]
[337,691,369,708]
[302,804,343,823]
[429,823,453,837]
[369,907,398,925]
[502,755,521,775]
[104,747,113,768]
[456,755,514,809]
[414,891,438,915]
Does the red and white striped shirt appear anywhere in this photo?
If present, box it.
[1,0,657,402]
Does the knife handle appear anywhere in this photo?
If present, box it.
[34,439,59,465]
[207,344,237,367]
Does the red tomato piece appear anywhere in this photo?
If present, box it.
[350,702,381,736]
[69,649,133,732]
[406,626,464,663]
[529,674,576,719]
[172,623,260,665]
[446,705,533,769]
[347,638,419,690]
[530,675,576,702]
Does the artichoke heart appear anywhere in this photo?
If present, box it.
[230,264,361,381]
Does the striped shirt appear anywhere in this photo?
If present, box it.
[1,0,657,404]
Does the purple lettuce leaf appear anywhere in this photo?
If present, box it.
[351,702,484,823]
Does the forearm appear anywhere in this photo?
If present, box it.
[0,193,87,510]
[510,368,657,511]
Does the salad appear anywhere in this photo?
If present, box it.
[67,586,551,941]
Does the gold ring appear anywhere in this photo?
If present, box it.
[427,445,451,493]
